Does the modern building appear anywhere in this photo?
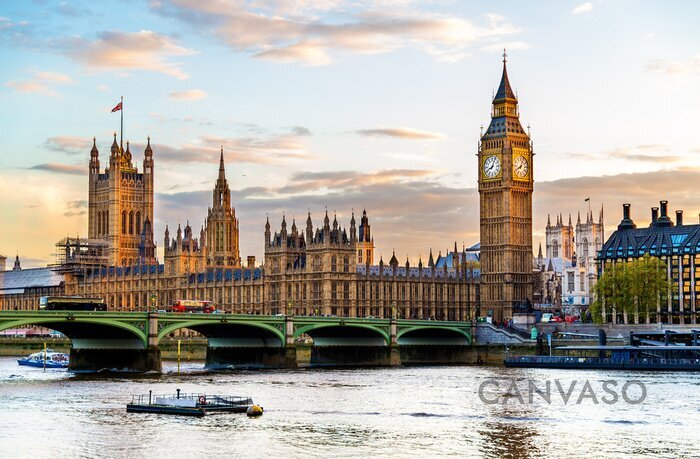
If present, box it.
[478,52,534,320]
[598,201,699,324]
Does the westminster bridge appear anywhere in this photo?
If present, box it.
[0,311,473,372]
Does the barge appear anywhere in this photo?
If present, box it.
[127,390,255,417]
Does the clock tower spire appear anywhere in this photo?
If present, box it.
[477,51,534,321]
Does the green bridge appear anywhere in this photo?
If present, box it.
[0,311,473,372]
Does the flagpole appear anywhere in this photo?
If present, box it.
[120,96,124,151]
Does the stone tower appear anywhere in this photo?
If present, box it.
[478,51,534,320]
[88,134,155,266]
[545,213,574,260]
[575,206,604,269]
[356,208,374,265]
[205,148,241,268]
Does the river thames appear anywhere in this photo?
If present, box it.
[0,357,697,458]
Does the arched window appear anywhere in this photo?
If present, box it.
[552,240,559,258]
[331,255,337,272]
[122,211,127,234]
[105,210,109,235]
[121,257,126,266]
[582,237,589,259]
[129,211,134,235]
[343,255,349,272]
[136,212,141,235]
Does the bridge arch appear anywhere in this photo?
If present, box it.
[157,319,285,347]
[397,326,472,346]
[294,323,390,346]
[0,317,148,348]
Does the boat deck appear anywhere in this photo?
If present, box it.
[127,392,254,416]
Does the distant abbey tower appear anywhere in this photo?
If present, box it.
[88,134,155,266]
[478,52,534,320]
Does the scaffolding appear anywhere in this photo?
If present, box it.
[53,237,109,272]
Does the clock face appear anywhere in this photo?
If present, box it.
[483,155,501,178]
[514,155,528,178]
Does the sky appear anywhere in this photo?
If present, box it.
[1,0,699,268]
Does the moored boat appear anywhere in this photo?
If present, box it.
[17,349,69,369]
[127,389,257,416]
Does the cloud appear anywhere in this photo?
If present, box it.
[44,136,91,155]
[138,130,316,165]
[566,144,687,164]
[608,145,683,163]
[572,2,594,14]
[356,127,446,140]
[29,163,84,175]
[4,80,58,96]
[291,126,312,136]
[4,70,73,97]
[64,199,88,217]
[168,89,207,100]
[152,1,522,65]
[645,55,700,76]
[63,30,194,80]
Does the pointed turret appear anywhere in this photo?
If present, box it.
[547,214,551,228]
[493,49,516,102]
[218,146,226,181]
[305,212,313,244]
[265,215,271,246]
[389,250,398,268]
[350,210,356,241]
[577,211,581,225]
[13,255,21,271]
[90,137,100,174]
[428,249,435,268]
[537,242,543,260]
[164,224,170,248]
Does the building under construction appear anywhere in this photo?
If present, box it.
[53,237,109,273]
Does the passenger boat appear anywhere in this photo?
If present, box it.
[505,345,700,371]
[505,329,700,371]
[17,349,69,369]
[127,390,256,417]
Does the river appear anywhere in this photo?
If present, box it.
[0,357,697,458]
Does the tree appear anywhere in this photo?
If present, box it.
[591,254,669,324]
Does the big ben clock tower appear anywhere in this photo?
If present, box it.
[478,51,533,320]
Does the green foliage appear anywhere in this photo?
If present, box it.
[591,254,670,323]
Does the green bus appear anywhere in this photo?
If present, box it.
[39,296,107,311]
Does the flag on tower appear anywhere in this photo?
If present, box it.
[584,197,590,202]
[111,102,122,112]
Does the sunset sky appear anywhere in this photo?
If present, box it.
[1,0,699,267]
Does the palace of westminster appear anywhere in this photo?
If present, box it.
[1,56,536,321]
[8,55,694,324]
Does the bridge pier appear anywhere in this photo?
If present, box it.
[69,346,161,373]
[205,347,288,369]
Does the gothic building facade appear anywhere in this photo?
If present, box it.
[88,134,155,266]
[163,149,241,276]
[264,211,479,320]
[541,207,604,313]
[478,53,534,320]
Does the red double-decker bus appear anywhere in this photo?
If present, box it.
[170,299,215,313]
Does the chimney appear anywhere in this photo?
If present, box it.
[676,210,683,226]
[657,200,673,227]
[247,256,256,268]
[651,207,658,225]
[618,203,636,230]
